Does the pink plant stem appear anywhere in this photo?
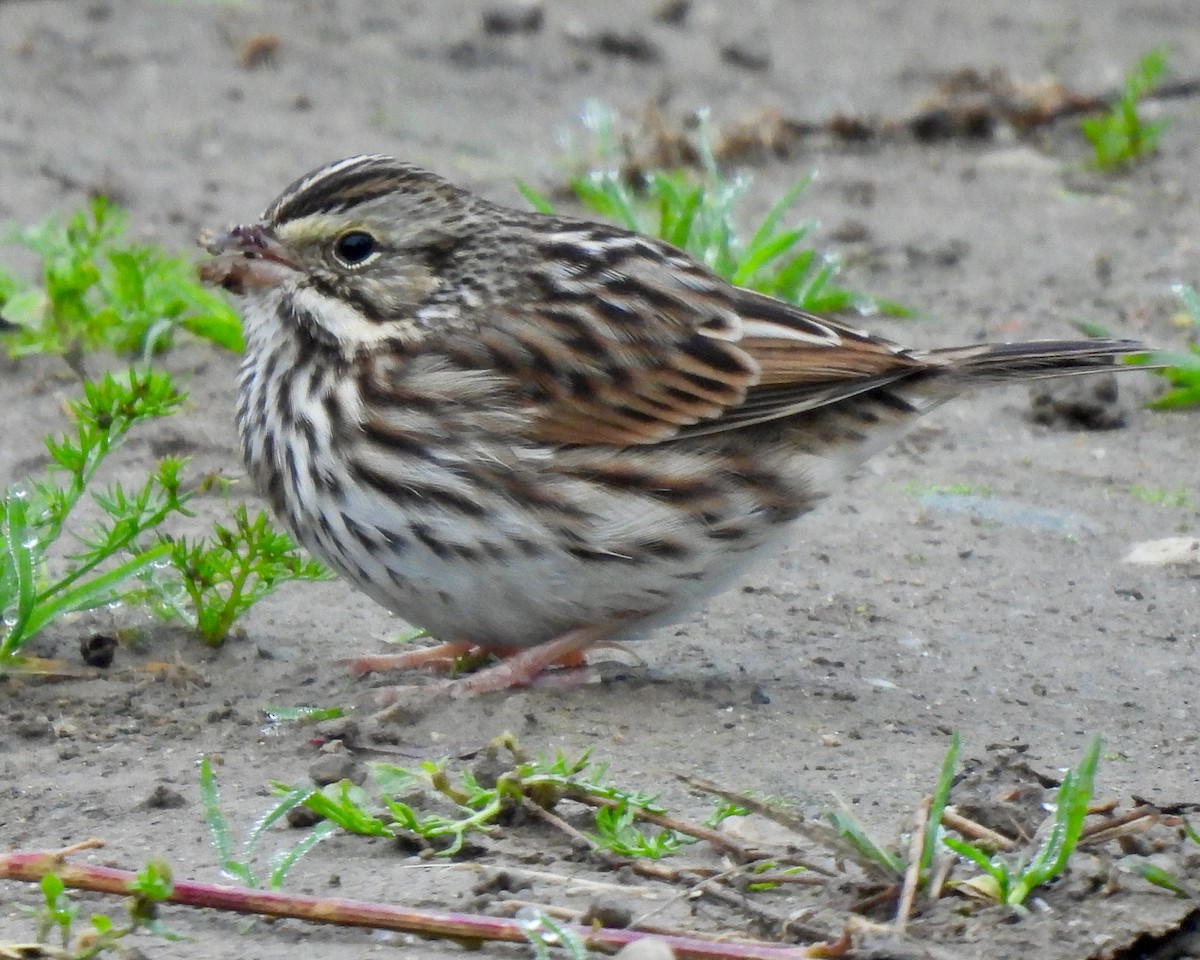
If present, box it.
[0,849,834,959]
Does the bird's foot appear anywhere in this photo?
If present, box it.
[361,625,632,717]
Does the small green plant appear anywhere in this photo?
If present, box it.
[0,196,242,360]
[520,105,907,317]
[517,907,589,960]
[1125,484,1198,510]
[146,506,332,646]
[1078,283,1199,408]
[1080,49,1170,170]
[0,370,329,665]
[198,755,336,890]
[942,735,1100,909]
[824,807,905,879]
[1142,284,1200,408]
[591,796,744,859]
[921,731,960,878]
[1,370,189,666]
[271,736,744,859]
[30,860,183,956]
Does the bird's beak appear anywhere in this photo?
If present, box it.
[197,223,299,294]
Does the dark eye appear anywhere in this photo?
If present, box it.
[332,230,377,266]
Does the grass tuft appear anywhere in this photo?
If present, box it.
[1080,50,1170,171]
[942,735,1101,909]
[520,104,908,318]
[0,196,242,361]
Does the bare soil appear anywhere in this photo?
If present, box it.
[1,2,1198,958]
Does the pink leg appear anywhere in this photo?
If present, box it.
[343,641,475,677]
[449,625,616,697]
[357,626,641,715]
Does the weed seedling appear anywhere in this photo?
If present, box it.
[271,737,744,860]
[517,907,589,960]
[0,196,242,361]
[198,756,336,890]
[1143,284,1200,408]
[27,860,183,957]
[1,368,328,663]
[1080,49,1170,170]
[942,735,1100,909]
[150,505,332,646]
[1080,283,1200,408]
[1,370,189,667]
[920,732,960,879]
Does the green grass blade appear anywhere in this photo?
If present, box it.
[266,821,337,890]
[21,542,173,640]
[827,809,904,876]
[1138,862,1196,897]
[747,176,814,250]
[514,180,555,215]
[942,835,1010,901]
[197,755,258,887]
[2,492,38,651]
[730,229,805,287]
[243,787,313,862]
[1008,735,1100,904]
[769,249,816,302]
[922,732,960,875]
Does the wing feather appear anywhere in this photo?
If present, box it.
[478,224,924,447]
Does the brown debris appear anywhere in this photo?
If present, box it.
[568,66,1197,183]
[237,33,281,70]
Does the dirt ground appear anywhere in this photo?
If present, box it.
[2,1,1199,958]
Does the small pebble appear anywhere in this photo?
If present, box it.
[286,804,323,828]
[1124,537,1200,567]
[80,633,117,668]
[140,785,187,810]
[565,23,660,63]
[309,750,357,786]
[653,0,690,25]
[314,716,360,745]
[614,939,676,959]
[580,897,633,929]
[720,37,771,72]
[482,1,544,35]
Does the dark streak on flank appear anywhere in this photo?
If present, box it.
[349,459,489,518]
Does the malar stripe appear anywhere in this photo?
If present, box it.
[634,538,691,561]
[281,294,340,354]
[307,275,391,325]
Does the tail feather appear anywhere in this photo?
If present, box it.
[923,338,1148,382]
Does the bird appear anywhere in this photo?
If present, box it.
[199,154,1148,697]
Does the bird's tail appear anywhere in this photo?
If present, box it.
[922,338,1149,383]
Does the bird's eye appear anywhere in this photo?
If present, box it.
[332,230,377,267]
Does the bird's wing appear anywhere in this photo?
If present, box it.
[477,225,924,446]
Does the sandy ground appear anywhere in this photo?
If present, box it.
[1,1,1199,957]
